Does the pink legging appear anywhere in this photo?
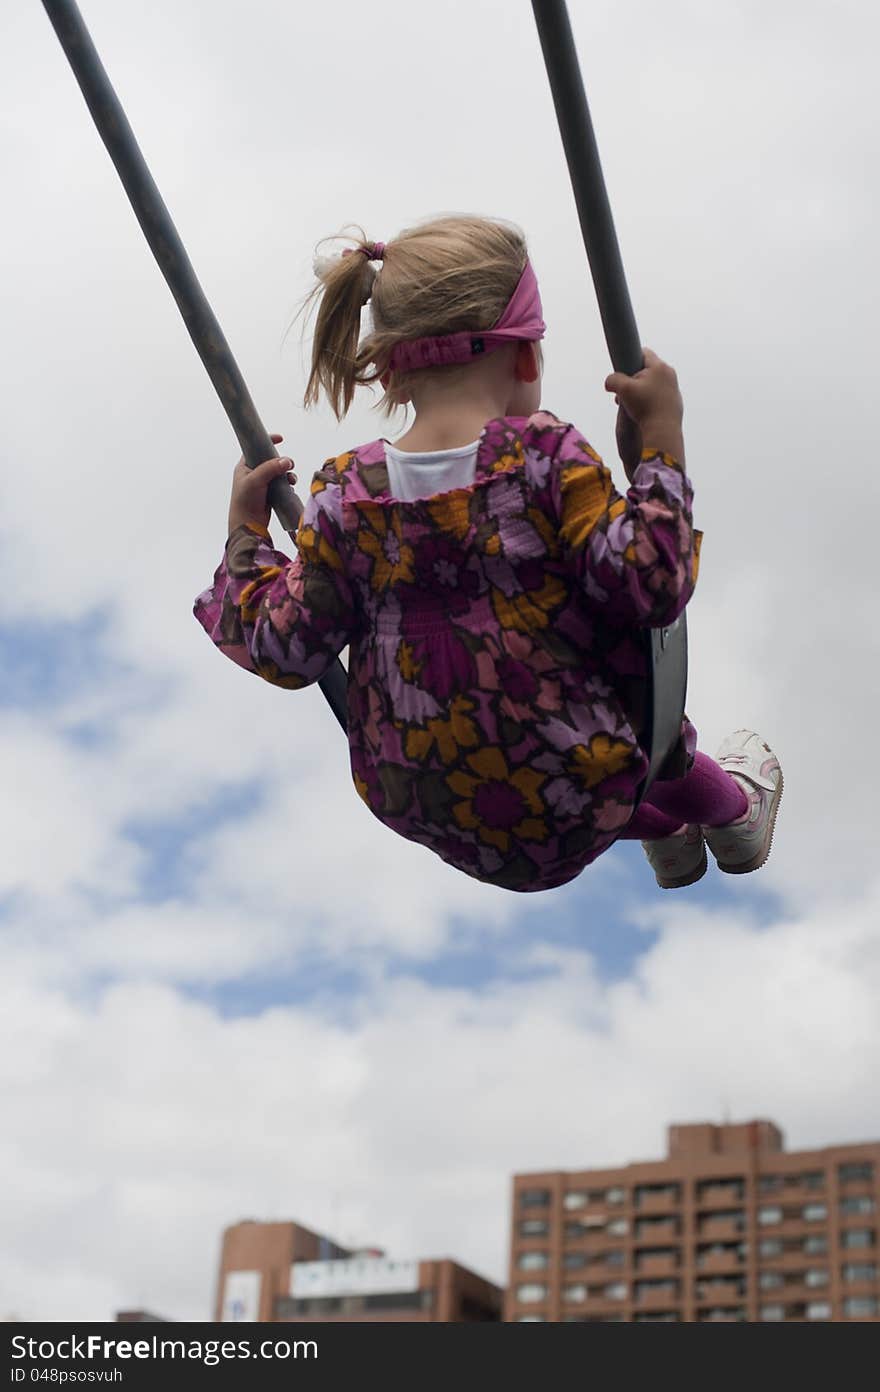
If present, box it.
[620,752,749,841]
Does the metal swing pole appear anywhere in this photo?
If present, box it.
[39,0,349,731]
[531,0,688,793]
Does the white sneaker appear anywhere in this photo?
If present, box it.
[703,730,783,875]
[642,823,707,889]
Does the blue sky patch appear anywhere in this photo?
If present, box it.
[0,611,115,708]
[122,782,267,903]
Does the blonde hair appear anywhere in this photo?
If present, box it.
[303,215,529,419]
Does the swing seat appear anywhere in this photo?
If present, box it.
[641,615,688,797]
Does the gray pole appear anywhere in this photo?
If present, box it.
[531,0,688,793]
[531,0,642,376]
[40,0,349,731]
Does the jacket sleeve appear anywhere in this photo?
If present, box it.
[193,472,355,688]
[552,425,702,627]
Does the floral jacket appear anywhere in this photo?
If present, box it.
[195,412,700,891]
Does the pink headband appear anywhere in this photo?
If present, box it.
[386,260,545,374]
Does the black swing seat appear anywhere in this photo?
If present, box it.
[639,615,688,800]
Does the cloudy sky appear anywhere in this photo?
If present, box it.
[1,0,878,1322]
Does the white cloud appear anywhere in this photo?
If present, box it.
[2,883,880,1320]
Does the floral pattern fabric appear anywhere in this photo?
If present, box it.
[195,412,701,892]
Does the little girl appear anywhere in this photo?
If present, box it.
[195,216,782,892]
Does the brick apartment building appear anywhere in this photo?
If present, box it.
[217,1220,501,1323]
[507,1120,879,1322]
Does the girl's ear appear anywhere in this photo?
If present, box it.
[515,341,540,383]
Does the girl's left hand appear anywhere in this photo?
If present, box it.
[228,433,297,535]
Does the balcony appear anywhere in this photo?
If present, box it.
[762,1216,828,1242]
[696,1279,746,1304]
[696,1248,745,1275]
[759,1247,826,1272]
[635,1283,680,1308]
[696,1184,746,1210]
[564,1225,628,1249]
[697,1306,747,1322]
[634,1187,681,1214]
[635,1252,680,1277]
[698,1216,746,1243]
[634,1219,679,1242]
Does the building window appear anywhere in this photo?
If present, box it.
[759,1238,784,1258]
[803,1236,828,1255]
[758,1206,783,1226]
[700,1209,745,1231]
[759,1176,782,1194]
[841,1196,875,1216]
[604,1250,625,1268]
[519,1219,549,1238]
[843,1263,877,1283]
[636,1280,678,1298]
[801,1171,825,1189]
[563,1253,588,1270]
[605,1283,627,1300]
[635,1216,678,1239]
[802,1203,828,1222]
[517,1252,549,1271]
[563,1284,587,1303]
[697,1277,745,1300]
[563,1190,588,1210]
[697,1179,745,1202]
[521,1188,551,1208]
[841,1229,874,1249]
[760,1305,785,1321]
[634,1184,680,1207]
[606,1218,629,1237]
[287,1291,430,1317]
[806,1302,831,1321]
[565,1217,605,1239]
[361,1292,429,1314]
[516,1284,548,1304]
[696,1241,746,1267]
[606,1186,626,1205]
[637,1246,679,1268]
[804,1269,829,1288]
[839,1162,874,1184]
[844,1297,879,1318]
[759,1272,783,1290]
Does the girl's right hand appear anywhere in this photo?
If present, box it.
[605,348,684,468]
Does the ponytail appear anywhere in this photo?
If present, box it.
[303,233,384,420]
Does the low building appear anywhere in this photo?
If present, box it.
[217,1220,501,1323]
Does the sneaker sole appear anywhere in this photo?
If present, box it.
[714,771,784,875]
[655,843,708,890]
